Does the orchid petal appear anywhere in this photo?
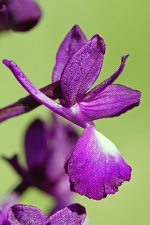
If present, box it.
[83,55,129,101]
[66,126,131,200]
[8,205,48,225]
[3,60,86,128]
[79,84,141,121]
[8,204,86,225]
[0,193,19,225]
[25,119,50,170]
[2,60,64,115]
[52,24,87,82]
[48,204,86,225]
[60,34,105,106]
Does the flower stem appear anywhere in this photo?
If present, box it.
[13,180,29,196]
[0,81,62,123]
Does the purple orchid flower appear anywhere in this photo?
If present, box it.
[4,113,79,210]
[2,203,86,225]
[0,0,41,32]
[3,25,141,200]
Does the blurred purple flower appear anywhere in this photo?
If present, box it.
[5,114,79,209]
[0,0,41,32]
[2,203,86,225]
[0,192,19,225]
[3,25,141,200]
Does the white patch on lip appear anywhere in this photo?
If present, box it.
[70,103,78,115]
[95,130,120,157]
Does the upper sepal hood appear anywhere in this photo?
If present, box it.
[60,34,105,106]
[52,24,87,83]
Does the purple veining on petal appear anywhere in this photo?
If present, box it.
[78,84,141,121]
[66,125,131,200]
[60,34,105,106]
[52,24,87,83]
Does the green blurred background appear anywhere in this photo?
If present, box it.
[0,0,149,224]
